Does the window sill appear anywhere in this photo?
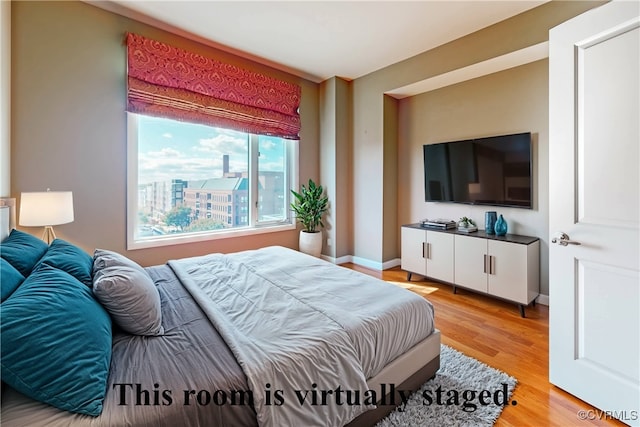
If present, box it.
[127,223,296,250]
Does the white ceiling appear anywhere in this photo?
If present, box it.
[91,0,547,83]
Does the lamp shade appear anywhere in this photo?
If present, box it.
[19,191,74,226]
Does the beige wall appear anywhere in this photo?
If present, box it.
[382,95,398,263]
[11,0,604,280]
[347,0,603,273]
[11,1,319,266]
[398,60,550,293]
[319,77,352,260]
[1,0,9,197]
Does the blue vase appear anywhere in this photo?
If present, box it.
[485,211,497,235]
[494,214,508,236]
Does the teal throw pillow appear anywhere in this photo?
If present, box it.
[37,238,93,287]
[0,263,112,416]
[0,229,48,277]
[0,258,25,302]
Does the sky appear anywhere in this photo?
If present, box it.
[137,115,286,185]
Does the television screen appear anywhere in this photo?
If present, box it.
[423,132,532,209]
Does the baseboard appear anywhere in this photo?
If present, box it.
[351,256,402,271]
[381,258,401,270]
[320,254,401,271]
[536,294,549,306]
[320,254,353,265]
[350,256,378,270]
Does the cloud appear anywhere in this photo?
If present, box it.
[258,157,285,172]
[137,126,251,184]
[138,144,249,184]
[194,134,248,155]
[139,150,222,184]
[145,147,181,158]
[260,139,278,151]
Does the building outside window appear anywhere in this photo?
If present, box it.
[128,114,297,249]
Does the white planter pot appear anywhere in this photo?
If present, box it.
[299,230,322,257]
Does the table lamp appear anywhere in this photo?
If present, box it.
[19,190,74,244]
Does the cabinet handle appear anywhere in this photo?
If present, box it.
[489,255,494,275]
[484,254,487,273]
[427,243,431,259]
[422,242,425,259]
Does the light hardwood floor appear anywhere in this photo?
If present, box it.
[342,263,625,427]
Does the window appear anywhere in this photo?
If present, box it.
[127,114,298,249]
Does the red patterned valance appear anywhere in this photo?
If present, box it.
[126,33,301,139]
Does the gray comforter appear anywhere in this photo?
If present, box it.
[1,246,435,427]
[169,246,435,427]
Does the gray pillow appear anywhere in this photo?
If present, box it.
[92,250,164,336]
[93,249,145,273]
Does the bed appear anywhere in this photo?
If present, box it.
[0,204,440,426]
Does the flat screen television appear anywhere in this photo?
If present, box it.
[423,132,532,209]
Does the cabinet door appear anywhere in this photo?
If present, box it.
[425,231,454,283]
[487,240,528,303]
[454,235,488,293]
[401,227,426,276]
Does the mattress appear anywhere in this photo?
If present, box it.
[1,250,437,426]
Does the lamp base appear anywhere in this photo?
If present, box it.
[42,226,57,245]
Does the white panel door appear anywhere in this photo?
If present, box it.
[425,231,454,283]
[549,2,640,423]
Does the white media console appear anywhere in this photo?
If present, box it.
[401,223,540,317]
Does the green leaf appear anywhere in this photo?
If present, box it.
[290,179,329,232]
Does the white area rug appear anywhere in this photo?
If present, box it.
[377,345,517,427]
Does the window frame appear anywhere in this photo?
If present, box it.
[126,113,298,250]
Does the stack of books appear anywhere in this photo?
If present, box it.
[420,219,457,229]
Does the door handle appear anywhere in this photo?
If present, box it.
[422,242,431,259]
[552,232,582,246]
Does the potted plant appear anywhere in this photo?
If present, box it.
[290,179,328,257]
[458,216,477,232]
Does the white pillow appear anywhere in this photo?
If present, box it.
[92,249,164,336]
